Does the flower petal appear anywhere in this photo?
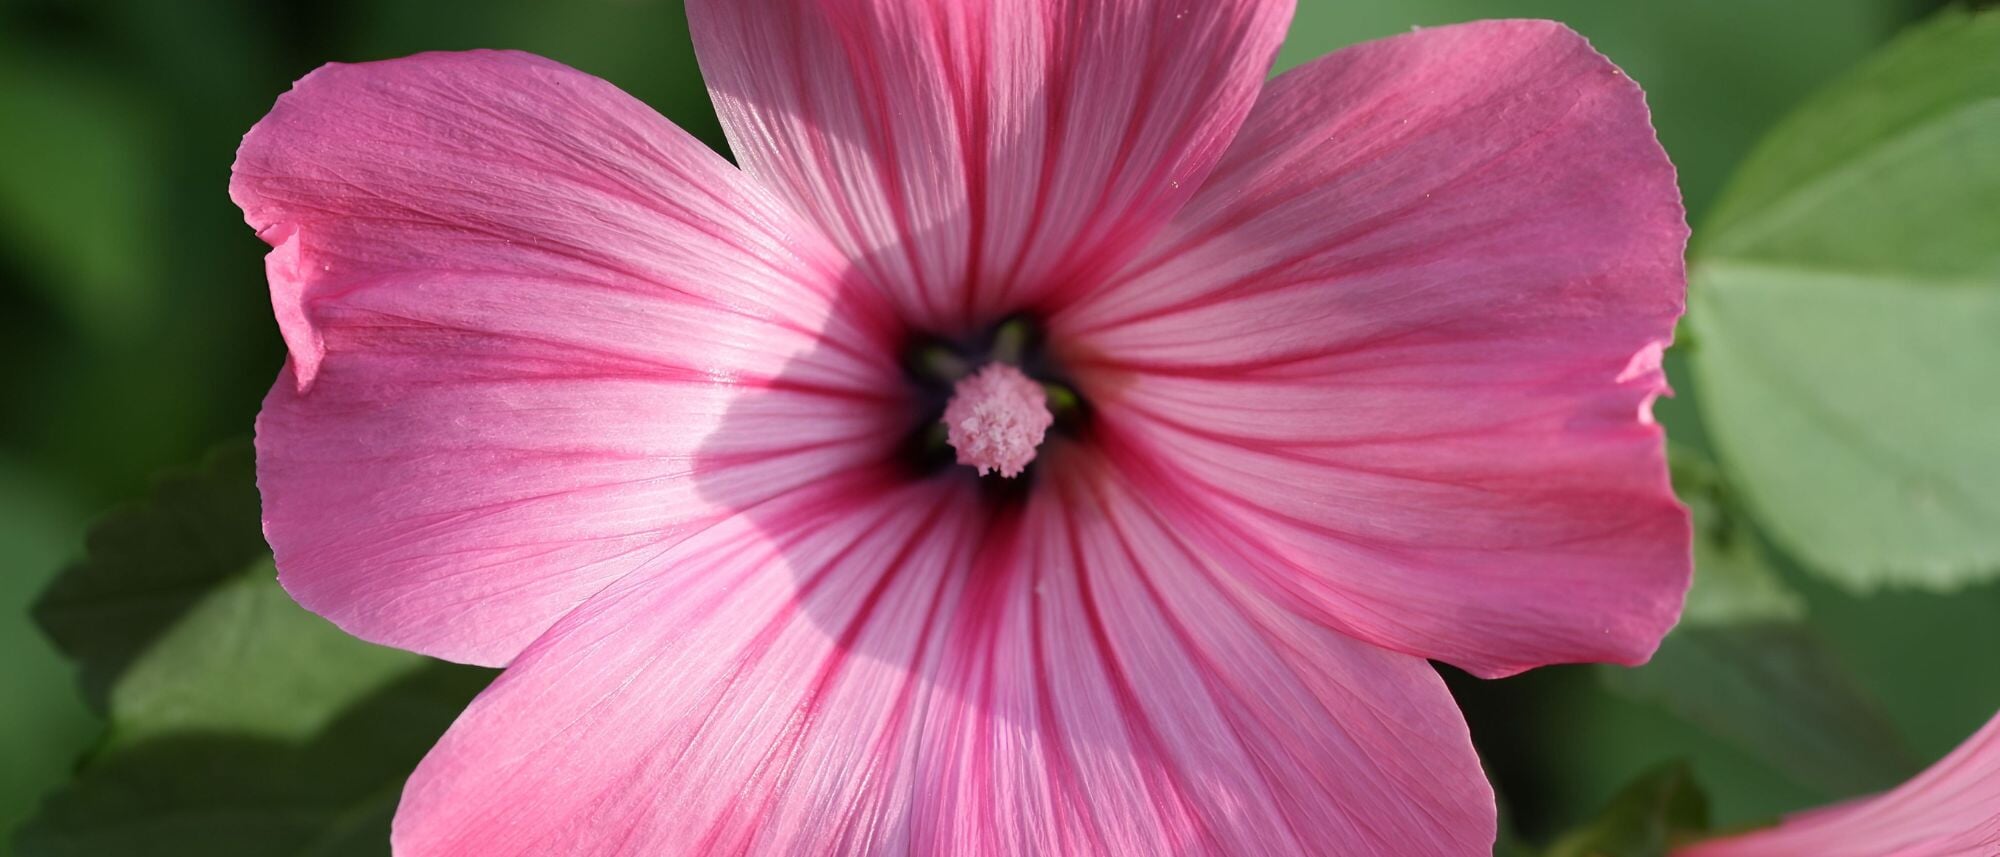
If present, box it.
[687,0,1293,330]
[393,464,1493,855]
[1056,21,1691,678]
[1679,710,2000,856]
[234,50,901,666]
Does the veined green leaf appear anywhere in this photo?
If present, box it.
[16,445,490,857]
[1689,8,2000,590]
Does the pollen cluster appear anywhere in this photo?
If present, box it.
[942,363,1054,478]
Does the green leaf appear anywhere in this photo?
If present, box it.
[1670,446,1804,625]
[1688,7,2000,591]
[14,665,485,857]
[1698,8,2000,258]
[1279,0,1907,218]
[1602,624,1917,797]
[31,444,269,716]
[16,444,491,856]
[1615,449,1918,796]
[0,460,96,847]
[1544,763,1709,857]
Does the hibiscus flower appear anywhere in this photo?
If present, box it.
[232,2,1690,853]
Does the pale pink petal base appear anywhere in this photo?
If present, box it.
[1678,711,2000,857]
[1061,20,1691,678]
[394,464,1492,856]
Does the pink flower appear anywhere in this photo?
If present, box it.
[232,3,1689,854]
[1678,710,2000,857]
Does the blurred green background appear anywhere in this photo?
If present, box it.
[2,0,1994,853]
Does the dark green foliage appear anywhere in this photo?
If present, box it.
[1543,764,1710,857]
[1602,625,1916,795]
[32,444,266,713]
[15,445,490,857]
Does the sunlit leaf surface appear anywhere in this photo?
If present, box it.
[16,445,490,857]
[1690,8,2000,590]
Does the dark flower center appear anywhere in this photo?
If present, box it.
[895,315,1090,493]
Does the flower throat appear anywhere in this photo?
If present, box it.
[896,315,1088,490]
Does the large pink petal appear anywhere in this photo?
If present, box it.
[686,0,1293,331]
[233,51,902,666]
[1055,20,1691,678]
[1679,710,2000,857]
[393,462,1494,855]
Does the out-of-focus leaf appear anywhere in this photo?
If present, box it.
[1603,624,1917,797]
[14,663,485,857]
[1279,0,1900,217]
[31,444,269,714]
[15,444,490,856]
[1698,8,2000,253]
[0,461,95,849]
[1543,763,1709,857]
[1614,450,1916,796]
[347,0,723,149]
[1801,576,2000,769]
[1688,8,2000,591]
[1682,504,1803,625]
[1670,447,1804,625]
